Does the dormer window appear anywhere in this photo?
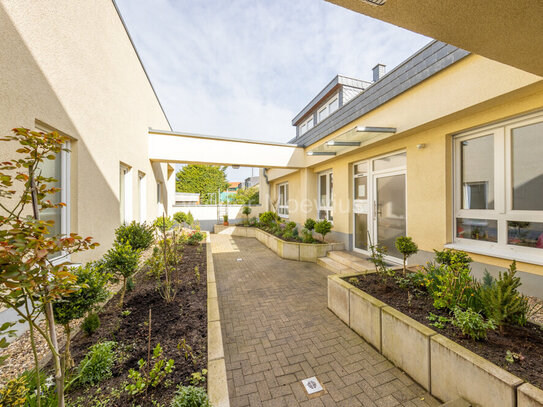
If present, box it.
[300,116,314,135]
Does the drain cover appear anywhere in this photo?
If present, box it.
[301,376,323,395]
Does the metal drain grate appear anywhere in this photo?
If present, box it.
[301,376,323,395]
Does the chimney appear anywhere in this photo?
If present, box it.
[372,63,386,82]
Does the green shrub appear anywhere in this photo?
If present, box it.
[154,215,175,231]
[115,221,154,251]
[186,212,194,226]
[300,228,314,243]
[124,343,174,395]
[423,259,475,311]
[479,261,529,332]
[451,307,495,341]
[187,231,205,246]
[173,212,188,224]
[53,262,110,367]
[286,221,296,230]
[82,313,100,336]
[315,219,332,241]
[0,375,28,407]
[434,249,472,267]
[304,218,316,231]
[103,241,140,307]
[395,236,418,274]
[76,341,117,386]
[170,385,211,407]
[259,211,277,227]
[248,217,258,227]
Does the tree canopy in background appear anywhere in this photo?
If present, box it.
[233,186,259,205]
[176,164,229,204]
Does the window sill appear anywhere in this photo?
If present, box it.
[278,213,289,219]
[444,243,543,267]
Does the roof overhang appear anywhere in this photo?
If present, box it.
[307,126,396,156]
[326,0,543,77]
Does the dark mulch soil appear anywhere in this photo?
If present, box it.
[346,273,543,390]
[65,243,207,406]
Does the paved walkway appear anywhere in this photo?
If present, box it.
[212,235,440,407]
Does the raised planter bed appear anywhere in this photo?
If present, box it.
[327,273,543,407]
[214,225,343,262]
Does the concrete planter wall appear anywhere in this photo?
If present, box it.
[214,225,343,263]
[327,274,543,407]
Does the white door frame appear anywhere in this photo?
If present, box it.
[352,151,407,262]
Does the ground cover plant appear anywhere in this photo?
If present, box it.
[344,237,543,389]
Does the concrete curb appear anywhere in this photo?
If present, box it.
[327,275,543,407]
[214,225,343,262]
[206,234,230,407]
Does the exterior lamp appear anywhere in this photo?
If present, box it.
[360,0,386,5]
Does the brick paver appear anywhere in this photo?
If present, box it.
[212,235,440,407]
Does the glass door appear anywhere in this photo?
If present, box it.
[353,162,369,252]
[374,172,406,259]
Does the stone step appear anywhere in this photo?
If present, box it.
[316,256,352,274]
[327,251,374,273]
[440,398,471,407]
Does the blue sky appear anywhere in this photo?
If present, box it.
[115,0,430,180]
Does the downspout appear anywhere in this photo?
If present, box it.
[263,168,270,211]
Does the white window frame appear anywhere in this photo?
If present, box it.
[318,106,328,123]
[278,182,289,218]
[299,116,314,136]
[120,164,132,224]
[317,171,333,222]
[450,111,543,264]
[138,172,146,222]
[328,97,339,115]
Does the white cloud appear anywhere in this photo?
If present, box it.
[116,0,431,179]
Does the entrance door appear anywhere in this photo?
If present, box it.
[353,152,407,261]
[374,172,406,259]
[353,162,369,251]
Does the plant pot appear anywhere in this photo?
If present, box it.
[223,222,229,226]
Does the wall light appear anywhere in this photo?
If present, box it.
[416,144,426,150]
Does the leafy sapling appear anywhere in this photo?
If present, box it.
[103,241,140,308]
[242,206,251,224]
[395,236,418,274]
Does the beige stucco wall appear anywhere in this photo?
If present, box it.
[269,54,543,277]
[0,0,171,262]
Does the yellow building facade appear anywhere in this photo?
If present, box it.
[268,51,543,296]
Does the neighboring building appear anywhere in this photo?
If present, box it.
[0,1,174,263]
[175,192,200,205]
[227,182,242,192]
[244,176,260,189]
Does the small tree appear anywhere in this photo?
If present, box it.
[315,219,332,241]
[103,242,139,308]
[479,261,529,333]
[395,236,418,274]
[53,263,110,368]
[115,221,154,251]
[242,206,251,224]
[173,212,187,225]
[0,128,98,406]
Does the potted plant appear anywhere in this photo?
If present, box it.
[223,214,229,226]
[242,206,252,225]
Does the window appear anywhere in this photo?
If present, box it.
[318,171,333,221]
[299,117,314,136]
[120,164,132,224]
[329,97,339,114]
[318,106,328,122]
[453,113,543,256]
[39,141,70,239]
[138,172,146,222]
[278,182,289,217]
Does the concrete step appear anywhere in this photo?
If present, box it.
[440,398,471,407]
[327,251,374,273]
[316,256,352,274]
